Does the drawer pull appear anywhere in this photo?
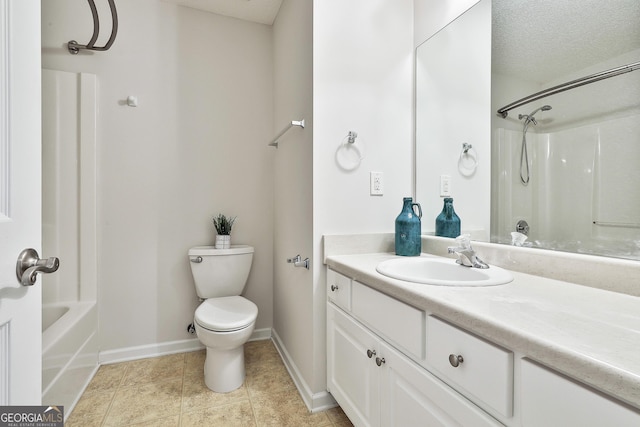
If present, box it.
[331,284,339,291]
[375,357,386,367]
[448,354,464,367]
[366,349,376,358]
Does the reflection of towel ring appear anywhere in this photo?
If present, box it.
[458,143,478,176]
[336,130,365,171]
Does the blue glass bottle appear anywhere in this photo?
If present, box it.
[435,197,461,238]
[395,197,422,256]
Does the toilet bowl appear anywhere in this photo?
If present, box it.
[194,296,257,392]
[188,245,258,393]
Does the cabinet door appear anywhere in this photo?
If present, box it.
[380,342,503,427]
[328,303,380,427]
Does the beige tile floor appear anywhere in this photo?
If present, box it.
[66,340,353,427]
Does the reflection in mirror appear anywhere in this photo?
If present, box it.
[415,0,491,241]
[491,0,640,260]
[415,0,640,261]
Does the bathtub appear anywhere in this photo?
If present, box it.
[42,302,99,412]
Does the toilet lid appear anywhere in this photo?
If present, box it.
[195,296,258,332]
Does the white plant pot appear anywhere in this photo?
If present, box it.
[215,235,231,249]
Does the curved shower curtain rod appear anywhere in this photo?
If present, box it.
[497,60,640,118]
[68,0,119,54]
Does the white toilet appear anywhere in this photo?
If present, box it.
[188,245,258,393]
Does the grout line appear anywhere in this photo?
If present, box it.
[100,363,129,426]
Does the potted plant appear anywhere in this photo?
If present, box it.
[212,214,236,249]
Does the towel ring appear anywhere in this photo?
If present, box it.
[458,143,478,176]
[336,131,365,171]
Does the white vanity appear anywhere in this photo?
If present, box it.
[324,235,640,427]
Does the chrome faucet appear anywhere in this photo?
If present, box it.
[447,234,489,269]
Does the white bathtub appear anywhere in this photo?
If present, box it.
[42,302,99,412]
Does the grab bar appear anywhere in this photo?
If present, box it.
[68,0,119,54]
[497,60,640,118]
[268,120,305,148]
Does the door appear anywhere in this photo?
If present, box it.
[0,0,42,404]
[327,304,380,427]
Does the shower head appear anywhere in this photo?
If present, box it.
[518,105,552,126]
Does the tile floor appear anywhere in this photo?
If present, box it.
[66,339,353,427]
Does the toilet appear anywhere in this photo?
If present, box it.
[188,245,258,393]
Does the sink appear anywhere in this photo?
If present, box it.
[376,257,513,286]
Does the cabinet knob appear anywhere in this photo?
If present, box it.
[448,354,464,368]
[375,357,386,367]
[366,349,376,359]
[331,284,339,291]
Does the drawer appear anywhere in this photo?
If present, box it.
[427,316,513,417]
[327,269,352,311]
[521,359,640,427]
[351,281,424,360]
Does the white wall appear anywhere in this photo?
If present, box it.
[414,0,480,47]
[42,0,274,353]
[313,0,414,396]
[272,0,314,403]
[272,0,414,409]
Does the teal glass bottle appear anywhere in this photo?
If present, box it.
[395,197,422,256]
[435,197,461,238]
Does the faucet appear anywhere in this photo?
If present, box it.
[447,234,489,269]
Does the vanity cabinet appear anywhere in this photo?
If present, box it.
[328,304,501,427]
[326,266,640,427]
[327,271,502,427]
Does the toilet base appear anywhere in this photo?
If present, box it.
[204,345,246,393]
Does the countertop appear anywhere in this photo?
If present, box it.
[325,252,640,410]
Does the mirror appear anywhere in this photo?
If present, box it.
[416,0,640,261]
[415,0,491,242]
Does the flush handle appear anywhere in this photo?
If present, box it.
[16,248,60,286]
[190,256,203,263]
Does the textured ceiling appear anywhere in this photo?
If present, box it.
[163,0,283,25]
[492,0,640,84]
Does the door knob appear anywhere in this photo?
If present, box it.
[16,248,60,286]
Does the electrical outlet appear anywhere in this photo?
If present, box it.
[370,172,384,196]
[440,175,451,197]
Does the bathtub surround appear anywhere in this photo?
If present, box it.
[41,69,99,410]
[493,112,640,261]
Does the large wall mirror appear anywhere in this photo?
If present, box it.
[416,0,640,261]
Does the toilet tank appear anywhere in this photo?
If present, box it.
[188,245,254,299]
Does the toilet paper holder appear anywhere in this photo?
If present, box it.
[287,254,310,270]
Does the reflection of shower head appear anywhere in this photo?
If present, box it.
[518,105,552,126]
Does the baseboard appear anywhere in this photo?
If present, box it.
[271,329,337,413]
[99,328,272,365]
[249,327,272,342]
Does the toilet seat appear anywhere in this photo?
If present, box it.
[195,296,258,332]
